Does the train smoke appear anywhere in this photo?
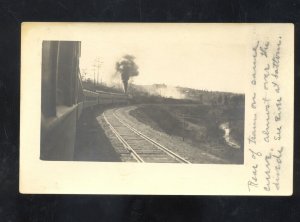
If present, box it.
[115,55,139,93]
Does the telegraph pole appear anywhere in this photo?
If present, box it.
[93,58,103,88]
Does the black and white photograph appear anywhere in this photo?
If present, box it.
[1,0,299,220]
[40,27,245,164]
[20,23,293,195]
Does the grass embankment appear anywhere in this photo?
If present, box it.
[130,104,244,164]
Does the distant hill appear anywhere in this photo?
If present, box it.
[82,80,244,106]
[129,84,244,106]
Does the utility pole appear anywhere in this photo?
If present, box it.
[93,58,103,88]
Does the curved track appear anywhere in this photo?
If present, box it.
[102,109,190,163]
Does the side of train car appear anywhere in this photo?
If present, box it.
[40,41,128,160]
[84,89,129,107]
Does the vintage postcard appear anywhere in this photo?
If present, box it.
[20,23,294,195]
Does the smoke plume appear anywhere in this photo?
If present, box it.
[146,84,186,99]
[115,55,139,93]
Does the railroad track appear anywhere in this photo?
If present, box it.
[102,109,191,163]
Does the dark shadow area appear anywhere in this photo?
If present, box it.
[74,106,121,162]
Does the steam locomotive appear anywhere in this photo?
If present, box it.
[41,41,128,160]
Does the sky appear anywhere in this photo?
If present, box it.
[78,24,247,93]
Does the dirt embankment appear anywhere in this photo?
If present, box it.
[115,106,225,164]
[130,104,244,164]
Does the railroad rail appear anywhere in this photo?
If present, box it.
[102,109,191,163]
